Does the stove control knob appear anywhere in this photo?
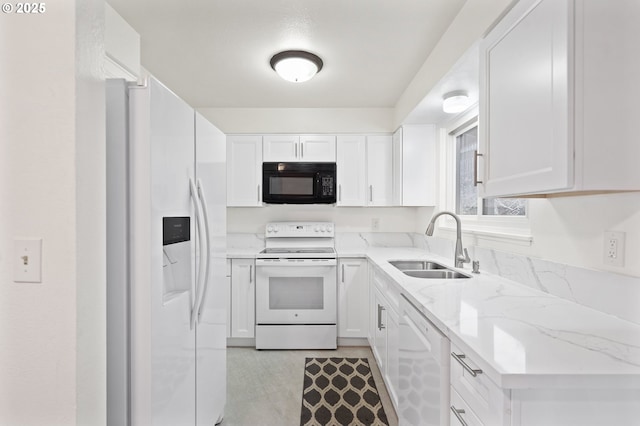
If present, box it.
[321,225,327,232]
[327,225,333,233]
[314,225,320,232]
[267,225,274,233]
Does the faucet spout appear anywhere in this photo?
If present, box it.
[425,211,470,268]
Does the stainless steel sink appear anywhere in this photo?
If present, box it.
[389,259,471,279]
[389,260,447,271]
[403,270,471,279]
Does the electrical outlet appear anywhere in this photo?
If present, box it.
[603,231,625,267]
[371,218,380,231]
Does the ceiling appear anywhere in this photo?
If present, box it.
[107,0,468,111]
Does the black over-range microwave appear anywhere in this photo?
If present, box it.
[262,162,336,204]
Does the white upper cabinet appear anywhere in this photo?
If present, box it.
[262,135,299,162]
[336,135,367,206]
[337,135,393,206]
[300,135,336,162]
[479,0,640,197]
[392,125,436,206]
[226,135,263,207]
[367,135,394,206]
[263,134,336,162]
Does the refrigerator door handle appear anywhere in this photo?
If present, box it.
[196,179,212,321]
[189,178,206,330]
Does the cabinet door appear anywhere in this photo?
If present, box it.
[402,125,436,206]
[366,135,393,206]
[338,258,369,338]
[230,259,255,338]
[480,0,572,197]
[386,305,399,409]
[372,287,388,374]
[227,135,263,206]
[392,128,403,206]
[336,135,367,206]
[300,135,336,162]
[263,135,300,162]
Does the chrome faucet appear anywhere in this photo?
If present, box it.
[425,211,471,268]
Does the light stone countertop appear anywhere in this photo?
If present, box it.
[225,245,640,390]
[365,247,640,390]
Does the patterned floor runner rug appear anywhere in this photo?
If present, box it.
[300,357,389,426]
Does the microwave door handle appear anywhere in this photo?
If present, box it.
[300,143,304,159]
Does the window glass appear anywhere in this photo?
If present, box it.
[455,126,478,215]
[454,123,526,217]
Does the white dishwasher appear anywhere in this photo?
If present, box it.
[398,294,450,426]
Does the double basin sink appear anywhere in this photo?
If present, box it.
[389,260,471,279]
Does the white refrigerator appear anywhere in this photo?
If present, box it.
[107,77,226,425]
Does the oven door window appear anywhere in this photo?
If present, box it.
[255,262,337,324]
[269,277,323,310]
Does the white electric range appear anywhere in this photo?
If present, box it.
[255,222,337,350]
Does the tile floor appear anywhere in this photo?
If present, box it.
[221,346,398,426]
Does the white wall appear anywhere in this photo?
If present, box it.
[227,205,433,234]
[204,107,422,235]
[0,0,106,424]
[454,194,640,278]
[199,107,395,134]
[394,0,513,127]
[528,194,640,277]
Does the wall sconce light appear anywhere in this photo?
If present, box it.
[442,91,471,114]
[270,50,324,83]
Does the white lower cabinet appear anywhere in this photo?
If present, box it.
[449,342,640,425]
[368,259,640,425]
[450,388,485,426]
[337,258,369,339]
[450,343,510,426]
[369,265,399,409]
[229,258,255,338]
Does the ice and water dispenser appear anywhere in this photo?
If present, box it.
[162,217,191,303]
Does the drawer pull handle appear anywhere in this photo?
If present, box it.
[377,304,386,330]
[450,406,468,426]
[451,352,483,377]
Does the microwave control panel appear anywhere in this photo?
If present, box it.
[321,176,334,196]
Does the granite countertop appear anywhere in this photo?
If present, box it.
[226,244,640,390]
[365,247,640,390]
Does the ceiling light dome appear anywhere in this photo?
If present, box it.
[270,50,323,83]
[442,91,471,114]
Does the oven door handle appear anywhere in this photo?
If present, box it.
[255,258,337,267]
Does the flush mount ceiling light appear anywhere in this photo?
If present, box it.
[270,50,323,83]
[442,91,471,114]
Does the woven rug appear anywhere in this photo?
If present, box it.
[300,357,389,426]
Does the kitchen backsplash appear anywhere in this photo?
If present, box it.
[227,232,640,326]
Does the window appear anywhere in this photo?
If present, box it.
[441,109,531,243]
[454,123,526,217]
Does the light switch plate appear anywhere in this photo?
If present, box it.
[14,238,42,283]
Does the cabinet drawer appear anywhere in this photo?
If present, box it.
[450,343,510,426]
[372,267,399,312]
[450,388,485,426]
